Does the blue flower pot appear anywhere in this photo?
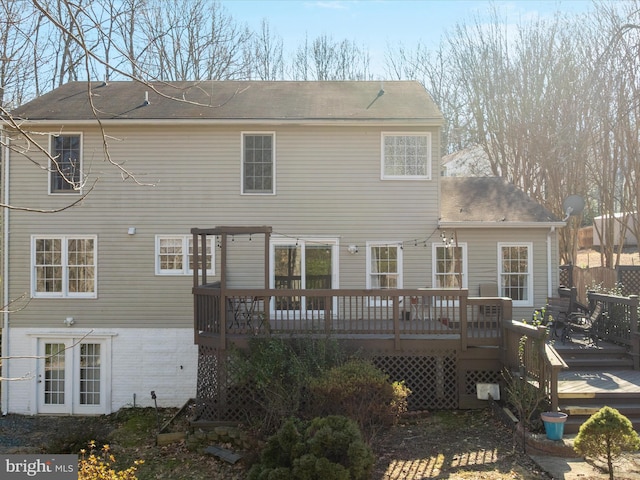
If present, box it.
[541,412,568,441]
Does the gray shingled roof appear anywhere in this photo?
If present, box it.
[440,177,561,224]
[10,80,443,123]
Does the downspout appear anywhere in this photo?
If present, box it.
[547,226,555,299]
[1,124,9,415]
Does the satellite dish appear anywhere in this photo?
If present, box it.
[562,195,585,221]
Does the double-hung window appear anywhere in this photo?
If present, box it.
[32,236,96,298]
[381,133,431,179]
[50,134,82,194]
[498,243,533,306]
[432,243,467,289]
[242,132,275,194]
[156,235,214,275]
[366,242,403,289]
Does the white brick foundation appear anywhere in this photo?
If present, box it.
[2,327,198,415]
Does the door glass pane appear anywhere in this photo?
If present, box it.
[80,343,101,405]
[305,245,332,310]
[274,245,301,310]
[44,343,65,405]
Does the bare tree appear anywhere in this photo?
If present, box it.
[136,0,251,81]
[290,34,370,81]
[249,19,284,80]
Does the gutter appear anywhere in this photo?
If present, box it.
[438,221,566,229]
[1,124,9,415]
[11,118,444,128]
[547,226,556,298]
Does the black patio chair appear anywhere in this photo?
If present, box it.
[562,301,604,345]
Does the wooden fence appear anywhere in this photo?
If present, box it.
[560,264,640,304]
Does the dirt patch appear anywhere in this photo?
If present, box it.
[576,248,639,268]
[0,408,550,480]
[371,409,550,479]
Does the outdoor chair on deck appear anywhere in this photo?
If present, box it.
[561,301,604,345]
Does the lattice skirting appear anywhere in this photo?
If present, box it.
[371,350,458,410]
[196,345,502,421]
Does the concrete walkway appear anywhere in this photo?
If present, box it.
[528,435,640,480]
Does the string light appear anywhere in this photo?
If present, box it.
[207,226,451,254]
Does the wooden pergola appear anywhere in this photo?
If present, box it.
[191,225,272,290]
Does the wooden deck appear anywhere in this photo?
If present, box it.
[558,369,640,397]
[551,337,640,432]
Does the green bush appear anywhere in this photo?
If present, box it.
[307,359,410,439]
[230,337,347,435]
[574,406,640,480]
[248,416,374,480]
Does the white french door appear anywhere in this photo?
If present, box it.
[38,338,109,414]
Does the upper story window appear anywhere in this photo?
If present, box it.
[381,133,431,180]
[366,242,403,289]
[498,243,533,307]
[242,132,275,194]
[50,134,82,194]
[32,236,96,298]
[156,235,214,275]
[432,243,467,289]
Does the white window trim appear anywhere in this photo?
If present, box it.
[241,131,276,195]
[155,235,214,276]
[498,242,534,307]
[381,132,432,180]
[48,132,83,195]
[366,241,403,307]
[31,235,97,299]
[431,242,468,289]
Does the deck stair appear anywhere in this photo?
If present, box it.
[554,341,640,434]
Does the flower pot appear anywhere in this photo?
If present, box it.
[541,412,568,441]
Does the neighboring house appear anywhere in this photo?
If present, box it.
[1,80,563,415]
[593,212,639,247]
[441,145,493,177]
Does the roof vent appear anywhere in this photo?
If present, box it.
[142,91,150,106]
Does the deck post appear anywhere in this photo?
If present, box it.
[219,233,227,350]
[630,295,639,370]
[460,292,468,351]
[393,293,400,350]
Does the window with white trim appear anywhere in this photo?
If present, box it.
[50,134,82,194]
[381,133,431,179]
[432,243,467,288]
[156,235,214,275]
[242,132,275,194]
[366,242,403,289]
[498,243,533,306]
[32,236,96,298]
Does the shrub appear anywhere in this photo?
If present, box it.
[78,441,143,480]
[230,337,348,435]
[248,415,374,480]
[307,359,410,439]
[574,406,640,480]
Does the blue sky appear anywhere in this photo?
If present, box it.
[221,0,596,75]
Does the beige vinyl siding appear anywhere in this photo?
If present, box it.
[7,123,440,329]
[454,228,559,320]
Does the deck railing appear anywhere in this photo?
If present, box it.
[193,285,511,350]
[502,320,567,411]
[587,292,640,368]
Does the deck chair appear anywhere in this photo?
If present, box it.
[544,296,571,339]
[562,301,603,345]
